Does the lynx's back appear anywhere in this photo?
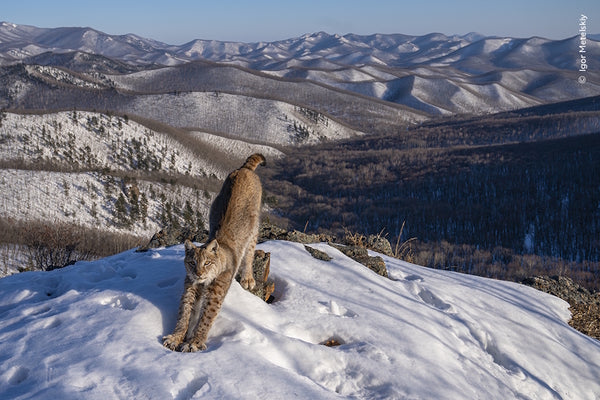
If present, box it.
[209,153,266,253]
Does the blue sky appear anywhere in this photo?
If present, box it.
[3,0,598,44]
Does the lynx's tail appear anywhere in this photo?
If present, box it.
[242,153,266,171]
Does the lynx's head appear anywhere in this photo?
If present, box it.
[184,240,224,284]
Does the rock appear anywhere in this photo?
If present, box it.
[304,245,332,261]
[137,226,208,252]
[522,276,599,306]
[365,235,394,257]
[236,250,275,302]
[258,221,335,244]
[258,222,289,242]
[252,250,271,283]
[328,243,388,278]
[285,230,323,244]
[522,275,600,340]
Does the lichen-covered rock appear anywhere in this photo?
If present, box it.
[258,222,289,242]
[522,275,600,339]
[136,226,209,252]
[365,235,394,257]
[522,276,599,306]
[258,221,335,244]
[304,245,332,261]
[236,250,275,302]
[328,243,388,278]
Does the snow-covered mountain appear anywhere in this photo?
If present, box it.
[1,22,596,73]
[1,22,598,118]
[1,240,599,399]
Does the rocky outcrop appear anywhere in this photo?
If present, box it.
[304,245,333,261]
[522,276,600,340]
[259,221,389,277]
[236,250,275,302]
[258,221,335,244]
[328,243,388,278]
[136,226,209,252]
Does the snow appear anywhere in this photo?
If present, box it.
[1,240,599,399]
[0,111,223,179]
[125,92,360,145]
[189,131,284,161]
[0,169,211,239]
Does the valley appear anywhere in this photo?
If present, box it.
[0,22,599,293]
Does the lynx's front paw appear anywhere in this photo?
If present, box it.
[241,276,256,291]
[179,341,207,353]
[162,334,183,351]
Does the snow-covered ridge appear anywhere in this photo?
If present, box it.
[0,168,210,238]
[2,22,598,122]
[0,111,221,177]
[0,240,598,399]
[125,92,363,145]
[1,22,598,73]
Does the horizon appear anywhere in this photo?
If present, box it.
[1,0,598,45]
[1,19,599,47]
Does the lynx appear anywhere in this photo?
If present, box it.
[163,154,266,352]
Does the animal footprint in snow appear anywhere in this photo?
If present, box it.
[157,277,179,288]
[22,304,51,316]
[6,366,29,385]
[418,288,453,312]
[119,269,137,279]
[99,295,137,310]
[319,300,357,318]
[43,317,62,329]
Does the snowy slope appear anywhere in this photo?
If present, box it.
[2,22,599,120]
[0,111,224,178]
[126,92,361,145]
[0,169,211,237]
[1,240,599,399]
[0,110,225,236]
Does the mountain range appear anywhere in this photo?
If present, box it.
[1,21,599,123]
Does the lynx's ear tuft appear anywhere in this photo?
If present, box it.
[184,240,196,251]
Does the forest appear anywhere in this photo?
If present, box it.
[264,106,600,291]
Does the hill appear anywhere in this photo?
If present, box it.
[1,22,599,127]
[1,240,599,399]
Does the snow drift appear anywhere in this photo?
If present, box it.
[0,240,599,399]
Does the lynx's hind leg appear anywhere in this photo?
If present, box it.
[239,241,256,291]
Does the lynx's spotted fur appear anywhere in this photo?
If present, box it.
[163,154,266,352]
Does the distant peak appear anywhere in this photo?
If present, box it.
[460,32,487,41]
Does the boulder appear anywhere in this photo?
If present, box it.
[329,243,388,278]
[304,245,332,261]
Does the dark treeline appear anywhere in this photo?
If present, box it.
[264,111,600,291]
[0,218,143,271]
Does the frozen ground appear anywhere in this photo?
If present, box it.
[0,240,599,399]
